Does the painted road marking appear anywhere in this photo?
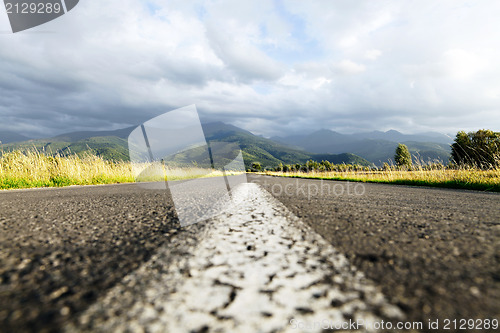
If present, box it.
[67,183,403,332]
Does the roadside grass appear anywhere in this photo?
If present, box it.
[265,167,500,192]
[0,150,237,190]
[132,162,233,182]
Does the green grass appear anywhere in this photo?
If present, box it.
[0,149,238,190]
[0,150,135,190]
[265,168,500,192]
[0,136,131,161]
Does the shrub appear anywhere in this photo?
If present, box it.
[251,161,262,172]
[451,130,500,169]
[305,160,318,171]
[395,143,412,169]
[321,160,333,171]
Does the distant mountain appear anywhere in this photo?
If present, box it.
[0,131,31,144]
[0,122,371,168]
[200,122,371,167]
[272,129,452,165]
[1,135,131,161]
[355,130,452,145]
[50,126,135,142]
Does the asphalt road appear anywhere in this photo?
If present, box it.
[0,175,499,332]
[66,183,404,333]
[0,183,185,332]
[249,175,500,330]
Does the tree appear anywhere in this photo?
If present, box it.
[451,130,500,168]
[305,159,319,171]
[394,143,412,169]
[251,161,262,172]
[321,160,332,171]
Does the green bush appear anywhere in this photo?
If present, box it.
[451,130,500,169]
[395,143,412,169]
[251,161,262,172]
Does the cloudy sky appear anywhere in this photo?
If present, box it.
[1,0,499,138]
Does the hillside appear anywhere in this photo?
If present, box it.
[0,123,371,168]
[0,131,31,144]
[50,127,135,142]
[272,129,452,165]
[1,136,130,161]
[202,122,371,168]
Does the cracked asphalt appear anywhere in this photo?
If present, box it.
[67,183,403,333]
[0,184,185,332]
[249,175,500,331]
[0,175,499,332]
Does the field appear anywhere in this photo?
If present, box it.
[2,149,499,192]
[0,150,232,190]
[266,167,500,192]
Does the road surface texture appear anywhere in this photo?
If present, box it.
[0,175,498,332]
[65,183,403,333]
[249,174,500,331]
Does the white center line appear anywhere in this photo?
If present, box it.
[66,183,403,333]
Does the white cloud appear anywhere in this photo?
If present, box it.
[443,49,486,80]
[0,0,500,137]
[365,49,382,60]
[333,60,366,75]
[205,22,284,82]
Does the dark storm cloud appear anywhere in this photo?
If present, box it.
[0,0,499,139]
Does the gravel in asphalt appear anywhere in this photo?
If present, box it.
[66,183,403,333]
[249,175,500,332]
[0,183,185,332]
[2,176,499,332]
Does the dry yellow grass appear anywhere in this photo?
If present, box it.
[132,162,238,182]
[0,150,134,189]
[0,150,240,190]
[266,167,500,192]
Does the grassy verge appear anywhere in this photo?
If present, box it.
[265,168,500,192]
[0,150,237,190]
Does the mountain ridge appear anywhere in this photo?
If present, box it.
[0,122,372,168]
[0,131,32,144]
[272,128,452,165]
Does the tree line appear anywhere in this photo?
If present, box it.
[251,129,499,172]
[395,129,499,170]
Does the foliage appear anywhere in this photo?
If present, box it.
[451,130,500,169]
[394,143,413,169]
[0,149,232,190]
[2,124,372,170]
[0,149,134,189]
[251,161,262,172]
[272,159,372,173]
[0,136,130,161]
[269,151,500,192]
[214,131,370,168]
[268,164,500,192]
